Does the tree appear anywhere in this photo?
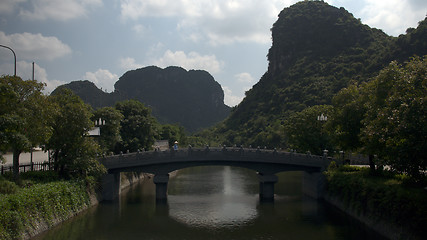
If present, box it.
[158,124,187,148]
[361,57,427,180]
[329,83,365,152]
[46,88,105,178]
[0,76,52,181]
[92,107,123,154]
[115,100,158,153]
[284,105,334,155]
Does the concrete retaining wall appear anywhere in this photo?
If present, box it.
[323,194,419,240]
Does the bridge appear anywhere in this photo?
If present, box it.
[99,146,332,202]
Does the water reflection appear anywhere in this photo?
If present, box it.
[168,166,258,228]
[34,166,386,240]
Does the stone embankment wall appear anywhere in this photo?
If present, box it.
[28,173,148,240]
[323,194,418,240]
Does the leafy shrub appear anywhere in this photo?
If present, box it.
[0,179,18,194]
[0,181,92,240]
[20,171,59,183]
[327,161,337,171]
[338,165,363,172]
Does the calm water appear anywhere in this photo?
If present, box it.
[34,166,385,240]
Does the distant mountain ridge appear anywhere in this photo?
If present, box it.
[53,66,231,133]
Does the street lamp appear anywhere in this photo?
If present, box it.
[88,118,106,136]
[317,113,328,154]
[95,118,106,126]
[0,44,16,76]
[317,113,327,121]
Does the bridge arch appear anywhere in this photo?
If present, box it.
[100,147,331,202]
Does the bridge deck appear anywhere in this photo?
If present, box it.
[100,147,331,175]
[99,147,333,201]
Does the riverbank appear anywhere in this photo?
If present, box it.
[0,171,150,240]
[0,179,94,240]
[323,165,427,240]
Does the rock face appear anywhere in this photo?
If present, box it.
[53,66,231,133]
[53,80,117,108]
[114,66,230,132]
[214,1,426,146]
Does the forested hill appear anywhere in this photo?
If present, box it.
[211,1,426,146]
[53,66,231,133]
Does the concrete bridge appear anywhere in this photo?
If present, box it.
[99,146,332,202]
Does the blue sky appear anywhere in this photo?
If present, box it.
[0,0,426,106]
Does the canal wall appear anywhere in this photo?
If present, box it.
[323,194,418,240]
[120,172,151,190]
[27,173,149,240]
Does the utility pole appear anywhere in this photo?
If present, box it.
[0,44,16,76]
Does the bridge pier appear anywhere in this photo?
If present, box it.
[153,174,169,202]
[102,172,121,201]
[302,171,325,199]
[258,173,278,201]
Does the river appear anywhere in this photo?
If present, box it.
[34,166,385,240]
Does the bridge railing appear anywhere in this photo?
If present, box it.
[105,146,333,157]
[100,146,335,171]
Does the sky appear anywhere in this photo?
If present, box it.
[0,0,426,107]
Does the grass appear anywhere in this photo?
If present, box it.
[0,171,93,240]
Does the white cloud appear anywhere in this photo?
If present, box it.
[0,60,63,94]
[120,0,293,45]
[235,72,254,84]
[222,85,243,107]
[132,24,148,34]
[152,50,224,74]
[119,0,426,44]
[220,72,255,106]
[325,0,427,36]
[119,57,144,70]
[83,69,118,93]
[19,0,103,21]
[0,0,25,14]
[121,50,223,73]
[17,61,64,94]
[359,0,427,36]
[0,31,72,61]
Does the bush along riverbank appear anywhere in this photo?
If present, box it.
[0,171,98,240]
[324,164,427,240]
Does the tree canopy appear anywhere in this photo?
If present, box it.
[360,57,427,179]
[46,88,105,178]
[0,76,52,180]
[114,100,158,153]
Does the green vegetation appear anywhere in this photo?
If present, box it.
[114,100,158,153]
[359,57,426,180]
[92,107,123,154]
[0,75,191,239]
[91,100,189,154]
[47,88,106,179]
[284,105,333,155]
[198,1,426,182]
[0,76,53,181]
[327,56,426,180]
[0,1,425,237]
[0,172,94,240]
[1,75,190,180]
[325,165,427,238]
